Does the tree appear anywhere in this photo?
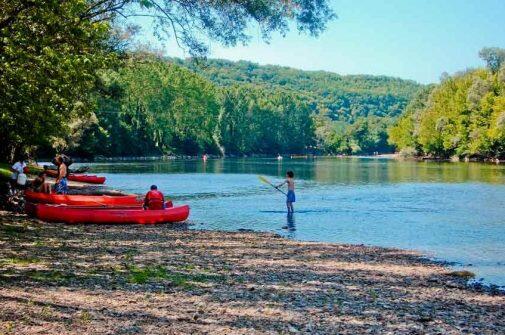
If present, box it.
[479,47,505,73]
[82,0,336,56]
[0,0,336,160]
[80,56,221,156]
[389,49,505,159]
[388,85,435,154]
[0,0,115,160]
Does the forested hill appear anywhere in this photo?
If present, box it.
[174,58,423,122]
[61,56,425,158]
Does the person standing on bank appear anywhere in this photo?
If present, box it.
[10,155,27,187]
[54,155,68,194]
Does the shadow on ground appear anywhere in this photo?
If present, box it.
[0,212,503,334]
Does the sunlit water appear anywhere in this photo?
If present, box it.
[81,157,505,287]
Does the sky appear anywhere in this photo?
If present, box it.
[133,0,505,84]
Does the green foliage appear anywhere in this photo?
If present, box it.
[388,85,435,154]
[70,55,420,156]
[479,47,505,73]
[79,56,221,156]
[0,0,115,160]
[315,115,394,155]
[218,85,315,155]
[84,0,336,57]
[173,58,422,155]
[389,52,505,159]
[1,0,336,160]
[180,58,422,123]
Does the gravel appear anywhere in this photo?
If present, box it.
[0,211,503,334]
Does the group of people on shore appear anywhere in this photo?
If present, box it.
[10,155,69,195]
[11,154,168,211]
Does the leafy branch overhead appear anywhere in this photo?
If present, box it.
[82,0,336,56]
[0,0,335,159]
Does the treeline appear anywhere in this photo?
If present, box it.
[65,57,316,156]
[61,53,419,157]
[62,56,421,157]
[0,0,336,161]
[389,48,505,159]
[179,58,421,122]
[5,1,503,161]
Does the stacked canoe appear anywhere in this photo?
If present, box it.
[27,166,106,184]
[44,169,106,184]
[24,166,190,224]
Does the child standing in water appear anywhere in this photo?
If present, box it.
[277,170,295,213]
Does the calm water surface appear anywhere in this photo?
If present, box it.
[84,158,505,287]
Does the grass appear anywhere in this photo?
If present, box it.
[78,310,92,324]
[368,289,378,301]
[126,264,224,288]
[1,321,16,334]
[33,240,46,247]
[0,256,40,266]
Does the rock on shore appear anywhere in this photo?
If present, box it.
[0,211,503,334]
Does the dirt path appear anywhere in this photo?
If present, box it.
[0,211,503,334]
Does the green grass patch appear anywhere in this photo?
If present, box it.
[178,264,196,271]
[33,240,46,247]
[126,264,225,288]
[0,256,40,266]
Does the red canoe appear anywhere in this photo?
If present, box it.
[25,190,141,206]
[43,169,106,184]
[26,203,190,224]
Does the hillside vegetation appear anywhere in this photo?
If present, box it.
[178,58,422,122]
[389,48,505,160]
[66,56,423,157]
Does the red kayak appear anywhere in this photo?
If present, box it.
[25,190,141,206]
[43,169,106,184]
[26,203,190,224]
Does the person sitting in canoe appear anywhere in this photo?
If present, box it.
[144,185,165,210]
[53,155,68,194]
[30,172,51,193]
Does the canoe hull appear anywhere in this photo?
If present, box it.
[43,169,106,184]
[25,190,141,206]
[27,203,190,224]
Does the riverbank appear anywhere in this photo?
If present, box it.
[1,212,503,334]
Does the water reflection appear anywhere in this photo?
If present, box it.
[85,157,505,185]
[282,212,296,239]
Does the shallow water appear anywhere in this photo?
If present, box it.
[83,157,505,287]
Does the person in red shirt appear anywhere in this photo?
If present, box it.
[144,185,165,210]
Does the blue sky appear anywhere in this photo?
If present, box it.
[134,0,505,84]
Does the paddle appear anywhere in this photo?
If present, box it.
[258,175,286,195]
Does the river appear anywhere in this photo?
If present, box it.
[81,157,505,287]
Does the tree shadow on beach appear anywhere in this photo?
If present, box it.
[0,212,503,334]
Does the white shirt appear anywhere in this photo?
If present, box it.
[11,161,26,180]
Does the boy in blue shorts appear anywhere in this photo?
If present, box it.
[276,170,295,213]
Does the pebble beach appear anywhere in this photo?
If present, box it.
[0,211,503,334]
